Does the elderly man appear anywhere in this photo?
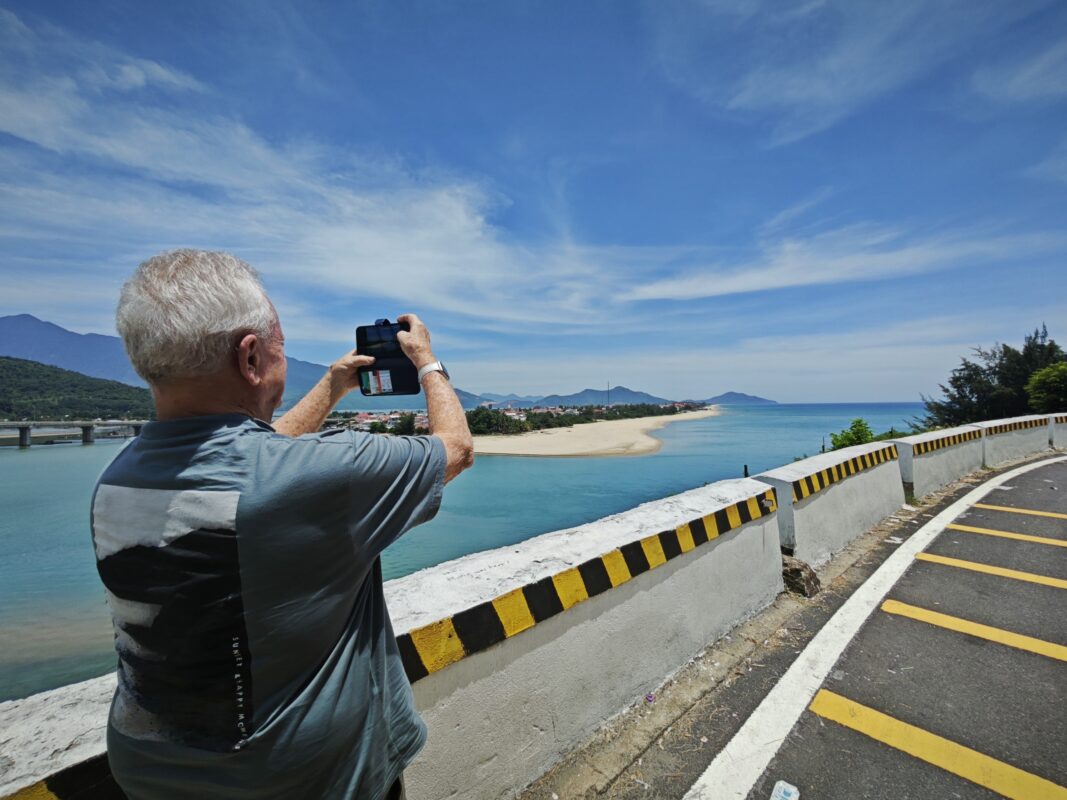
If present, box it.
[91,250,473,800]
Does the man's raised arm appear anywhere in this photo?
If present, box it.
[397,314,474,483]
[273,352,375,437]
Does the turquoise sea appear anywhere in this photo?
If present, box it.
[0,402,923,701]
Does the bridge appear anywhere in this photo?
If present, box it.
[0,420,149,447]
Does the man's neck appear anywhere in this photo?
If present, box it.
[151,379,268,423]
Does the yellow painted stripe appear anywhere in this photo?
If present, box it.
[947,523,1067,548]
[725,504,742,529]
[601,549,631,587]
[703,513,721,538]
[915,552,1067,589]
[640,534,667,568]
[676,521,696,552]
[881,599,1067,663]
[765,490,778,512]
[809,689,1067,800]
[973,503,1067,521]
[746,496,762,520]
[551,567,590,609]
[409,618,466,673]
[491,587,536,638]
[8,783,60,799]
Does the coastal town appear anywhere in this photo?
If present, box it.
[328,400,700,434]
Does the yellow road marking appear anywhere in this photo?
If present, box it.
[809,689,1067,800]
[881,599,1067,662]
[973,503,1067,521]
[915,552,1067,589]
[947,523,1067,548]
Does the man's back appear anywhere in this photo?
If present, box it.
[92,414,445,800]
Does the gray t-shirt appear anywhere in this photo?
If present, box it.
[90,414,446,800]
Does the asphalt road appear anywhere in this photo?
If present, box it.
[748,459,1067,800]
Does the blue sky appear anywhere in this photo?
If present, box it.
[1,1,1065,402]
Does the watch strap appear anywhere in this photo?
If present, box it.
[418,361,448,382]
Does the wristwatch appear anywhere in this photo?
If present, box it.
[417,360,450,383]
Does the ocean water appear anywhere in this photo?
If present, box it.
[0,402,923,700]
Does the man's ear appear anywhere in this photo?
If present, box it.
[236,333,262,387]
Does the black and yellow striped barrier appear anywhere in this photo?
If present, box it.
[788,445,898,504]
[912,428,981,456]
[4,754,122,799]
[396,488,779,683]
[985,418,1046,436]
[1054,415,1066,425]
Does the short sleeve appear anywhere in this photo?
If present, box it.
[340,430,447,559]
[253,428,447,563]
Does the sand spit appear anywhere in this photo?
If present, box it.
[471,407,721,457]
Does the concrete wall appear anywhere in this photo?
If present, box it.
[893,425,983,499]
[2,479,782,800]
[1052,414,1067,450]
[975,415,1050,467]
[758,442,904,568]
[391,478,782,800]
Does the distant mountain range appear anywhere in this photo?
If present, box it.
[0,314,775,411]
[704,391,776,405]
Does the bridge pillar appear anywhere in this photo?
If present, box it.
[132,424,143,436]
[18,426,31,448]
[80,425,95,444]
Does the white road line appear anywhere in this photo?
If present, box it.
[683,455,1066,800]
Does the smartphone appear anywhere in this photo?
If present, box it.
[355,319,421,396]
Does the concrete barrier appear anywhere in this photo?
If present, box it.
[893,425,983,499]
[758,442,904,568]
[1052,414,1067,450]
[1,479,782,800]
[974,415,1050,467]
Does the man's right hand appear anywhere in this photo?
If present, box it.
[396,313,436,369]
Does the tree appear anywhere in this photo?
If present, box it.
[920,326,1065,427]
[1026,362,1067,412]
[829,418,874,450]
[394,412,416,436]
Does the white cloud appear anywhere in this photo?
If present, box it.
[649,0,1050,144]
[456,307,1067,401]
[618,224,1062,302]
[0,10,635,328]
[973,38,1067,104]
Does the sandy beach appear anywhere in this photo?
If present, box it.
[472,407,721,457]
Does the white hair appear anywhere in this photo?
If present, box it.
[117,249,277,384]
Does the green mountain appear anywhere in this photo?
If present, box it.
[0,356,155,420]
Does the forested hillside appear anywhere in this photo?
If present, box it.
[0,356,155,419]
